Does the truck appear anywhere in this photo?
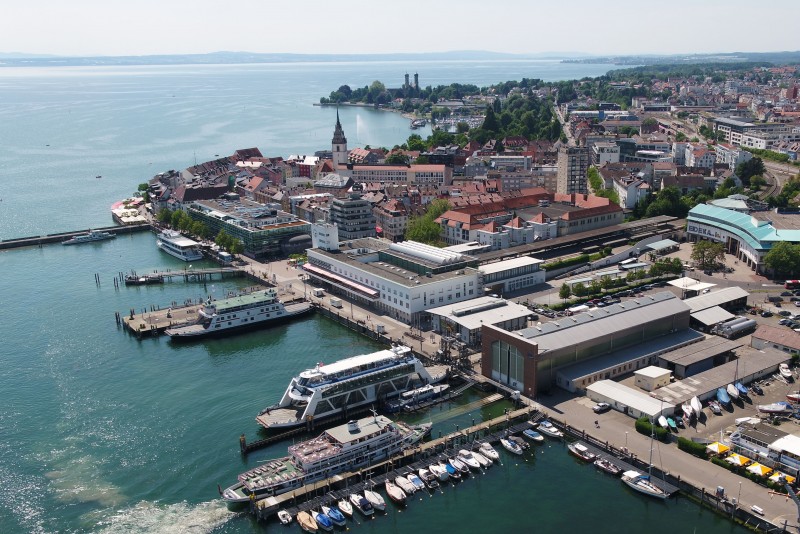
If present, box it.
[312,287,325,298]
[330,297,343,309]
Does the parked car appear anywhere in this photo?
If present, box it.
[782,291,794,297]
[761,311,774,317]
[779,310,792,317]
[795,301,800,307]
[593,402,611,414]
[780,318,792,326]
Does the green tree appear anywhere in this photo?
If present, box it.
[385,152,410,165]
[559,283,572,302]
[415,155,430,164]
[749,175,766,191]
[481,105,500,133]
[230,239,244,257]
[735,157,766,186]
[764,241,800,276]
[190,221,208,239]
[157,209,172,224]
[406,134,427,152]
[573,283,587,297]
[456,121,470,134]
[215,230,233,252]
[691,240,726,270]
[171,210,185,228]
[589,280,602,295]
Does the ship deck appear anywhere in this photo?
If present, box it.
[256,407,305,428]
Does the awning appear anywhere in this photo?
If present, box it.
[770,472,796,485]
[725,453,751,467]
[303,263,379,300]
[706,442,730,455]
[691,306,736,326]
[746,463,773,477]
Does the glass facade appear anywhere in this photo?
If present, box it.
[491,340,525,389]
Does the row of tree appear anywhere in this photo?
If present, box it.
[157,209,244,255]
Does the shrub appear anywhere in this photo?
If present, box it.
[635,417,669,442]
[542,254,590,271]
[711,456,732,471]
[677,437,709,459]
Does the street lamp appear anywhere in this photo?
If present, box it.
[625,431,628,449]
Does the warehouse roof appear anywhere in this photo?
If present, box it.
[428,297,532,331]
[691,306,736,326]
[658,336,742,367]
[587,380,675,419]
[683,286,750,313]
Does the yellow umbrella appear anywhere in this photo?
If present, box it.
[746,463,773,477]
[770,472,796,485]
[706,442,730,455]
[725,453,751,467]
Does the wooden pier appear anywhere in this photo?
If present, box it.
[121,267,245,285]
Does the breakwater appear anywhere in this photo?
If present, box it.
[0,223,151,250]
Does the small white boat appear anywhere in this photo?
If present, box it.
[457,449,481,470]
[682,403,694,419]
[523,428,544,443]
[297,511,318,533]
[277,509,293,525]
[363,487,386,511]
[349,493,374,516]
[418,468,439,488]
[408,472,426,491]
[658,415,669,428]
[337,498,353,518]
[395,475,416,494]
[536,420,563,438]
[472,450,491,467]
[501,438,524,455]
[727,383,739,400]
[567,442,596,462]
[385,479,407,505]
[787,392,800,403]
[690,396,702,416]
[479,442,500,461]
[780,363,793,380]
[621,470,668,500]
[429,462,450,481]
[449,456,469,473]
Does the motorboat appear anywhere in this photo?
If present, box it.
[716,387,731,407]
[297,511,318,533]
[479,442,500,461]
[395,475,417,495]
[690,396,702,416]
[472,450,491,467]
[567,442,596,462]
[349,493,374,516]
[277,509,293,525]
[501,438,524,456]
[735,382,749,396]
[523,429,544,443]
[337,498,353,518]
[444,461,461,480]
[621,470,668,500]
[657,415,669,429]
[449,457,469,474]
[758,401,793,414]
[62,229,116,245]
[407,472,426,491]
[312,510,333,532]
[594,457,622,476]
[667,418,677,431]
[321,506,346,527]
[751,383,764,396]
[787,392,800,403]
[536,420,563,438]
[727,383,739,400]
[508,435,529,451]
[384,479,407,505]
[418,468,440,489]
[363,487,386,512]
[681,403,694,420]
[457,450,481,470]
[429,462,450,482]
[780,363,794,380]
[708,400,722,415]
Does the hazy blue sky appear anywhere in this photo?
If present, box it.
[3,0,798,57]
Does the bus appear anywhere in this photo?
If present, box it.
[785,280,800,290]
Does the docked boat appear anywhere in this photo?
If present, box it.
[256,345,436,430]
[509,435,529,451]
[385,383,450,412]
[621,470,668,500]
[567,442,596,462]
[384,479,407,505]
[457,450,481,470]
[395,475,417,495]
[312,510,333,532]
[123,273,164,286]
[727,383,739,400]
[501,438,524,456]
[418,468,439,489]
[536,420,563,438]
[349,493,374,516]
[156,230,203,261]
[787,392,800,404]
[321,506,346,527]
[523,428,544,443]
[780,363,794,380]
[337,498,353,518]
[594,457,622,476]
[445,461,461,480]
[716,387,731,407]
[407,472,426,491]
[297,511,318,533]
[708,400,722,415]
[449,457,469,474]
[363,487,386,511]
[735,382,749,396]
[429,462,450,482]
[472,450,491,467]
[758,401,793,414]
[166,289,313,340]
[62,229,116,245]
[221,414,430,506]
[657,415,669,429]
[479,442,500,461]
[690,396,702,416]
[277,509,293,525]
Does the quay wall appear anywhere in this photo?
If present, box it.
[0,223,151,250]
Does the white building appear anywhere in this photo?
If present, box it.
[429,296,532,347]
[478,256,546,294]
[592,142,621,165]
[634,366,672,392]
[613,176,650,209]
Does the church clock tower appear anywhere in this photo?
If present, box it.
[331,109,348,167]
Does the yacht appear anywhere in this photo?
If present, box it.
[156,230,203,261]
[165,289,312,340]
[256,346,436,430]
[62,229,116,245]
[221,414,430,507]
[384,383,450,412]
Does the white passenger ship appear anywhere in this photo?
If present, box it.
[222,414,431,506]
[256,345,435,429]
[165,289,313,340]
[156,230,204,261]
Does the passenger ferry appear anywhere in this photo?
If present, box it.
[165,289,313,340]
[156,230,203,261]
[221,414,431,507]
[256,346,435,430]
[62,229,116,245]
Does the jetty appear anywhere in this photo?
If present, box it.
[0,223,150,250]
[120,267,245,285]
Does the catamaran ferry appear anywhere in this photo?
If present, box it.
[256,345,435,430]
[165,289,313,340]
[156,230,204,261]
[221,414,431,506]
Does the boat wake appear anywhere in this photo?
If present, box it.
[93,500,236,534]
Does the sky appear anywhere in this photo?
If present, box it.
[2,0,799,57]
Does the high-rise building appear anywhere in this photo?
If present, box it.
[329,185,377,240]
[556,146,590,194]
[331,109,348,168]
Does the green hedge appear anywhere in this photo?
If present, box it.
[542,254,590,271]
[635,417,669,442]
[677,437,708,459]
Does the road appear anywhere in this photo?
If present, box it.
[553,104,576,147]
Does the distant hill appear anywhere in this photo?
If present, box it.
[565,51,800,66]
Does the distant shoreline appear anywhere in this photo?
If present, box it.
[314,101,418,121]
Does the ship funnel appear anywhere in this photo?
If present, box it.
[347,420,359,433]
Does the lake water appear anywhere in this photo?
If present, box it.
[0,59,745,533]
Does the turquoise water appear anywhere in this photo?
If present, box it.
[0,60,745,533]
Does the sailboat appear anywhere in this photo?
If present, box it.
[727,383,739,400]
[621,410,669,500]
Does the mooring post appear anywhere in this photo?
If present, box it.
[240,434,247,454]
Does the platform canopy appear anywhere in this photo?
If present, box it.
[645,239,679,252]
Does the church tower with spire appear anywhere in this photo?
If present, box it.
[331,109,348,167]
